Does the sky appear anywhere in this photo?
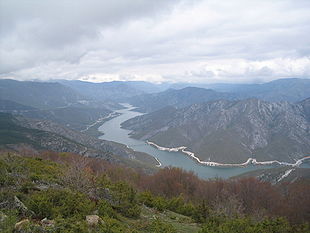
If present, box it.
[0,0,310,83]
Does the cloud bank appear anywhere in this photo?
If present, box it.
[1,0,310,83]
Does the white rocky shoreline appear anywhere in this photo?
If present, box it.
[146,141,310,168]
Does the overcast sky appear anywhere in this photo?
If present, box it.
[0,0,309,83]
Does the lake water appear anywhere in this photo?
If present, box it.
[98,104,280,179]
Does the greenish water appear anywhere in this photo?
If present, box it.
[99,104,279,179]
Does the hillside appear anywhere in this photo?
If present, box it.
[232,166,310,185]
[0,97,120,132]
[0,99,36,112]
[122,98,310,164]
[0,113,158,170]
[0,152,309,232]
[15,105,112,131]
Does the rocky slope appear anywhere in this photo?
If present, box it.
[0,113,158,169]
[0,98,120,131]
[232,167,310,185]
[122,98,310,164]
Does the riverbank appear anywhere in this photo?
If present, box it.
[81,112,120,137]
[147,141,310,168]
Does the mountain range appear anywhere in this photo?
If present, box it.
[1,78,310,171]
[128,78,310,113]
[0,79,87,109]
[128,87,237,113]
[122,98,310,164]
[58,80,168,102]
[170,78,310,102]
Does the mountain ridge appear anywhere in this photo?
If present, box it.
[122,98,310,164]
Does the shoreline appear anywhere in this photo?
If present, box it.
[81,112,120,133]
[147,141,310,168]
[125,144,162,167]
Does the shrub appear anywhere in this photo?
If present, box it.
[109,182,141,218]
[199,217,301,233]
[27,189,95,219]
[53,217,89,233]
[98,200,117,218]
[147,217,176,233]
[0,210,18,233]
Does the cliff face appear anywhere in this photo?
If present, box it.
[122,98,310,164]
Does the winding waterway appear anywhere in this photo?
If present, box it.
[99,104,285,179]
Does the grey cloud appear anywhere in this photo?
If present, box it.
[1,0,310,82]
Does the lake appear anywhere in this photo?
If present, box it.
[98,104,280,179]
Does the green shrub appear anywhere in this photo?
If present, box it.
[27,189,95,219]
[98,200,117,218]
[138,191,167,211]
[147,217,176,233]
[20,181,36,194]
[0,210,18,233]
[138,191,154,208]
[199,217,298,233]
[98,216,128,233]
[109,182,141,218]
[53,217,89,233]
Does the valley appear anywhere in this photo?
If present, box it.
[2,2,310,231]
[98,104,283,179]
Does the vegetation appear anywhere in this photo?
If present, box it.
[0,151,309,232]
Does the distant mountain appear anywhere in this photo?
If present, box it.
[58,80,168,102]
[0,79,125,131]
[128,87,237,112]
[170,78,310,102]
[122,98,310,164]
[0,112,158,170]
[0,79,87,109]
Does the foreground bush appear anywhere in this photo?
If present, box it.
[27,189,95,219]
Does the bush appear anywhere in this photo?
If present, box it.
[147,217,176,233]
[0,210,18,233]
[53,217,89,233]
[98,216,127,233]
[138,191,167,211]
[98,200,117,218]
[109,182,141,218]
[199,217,303,233]
[27,189,95,219]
